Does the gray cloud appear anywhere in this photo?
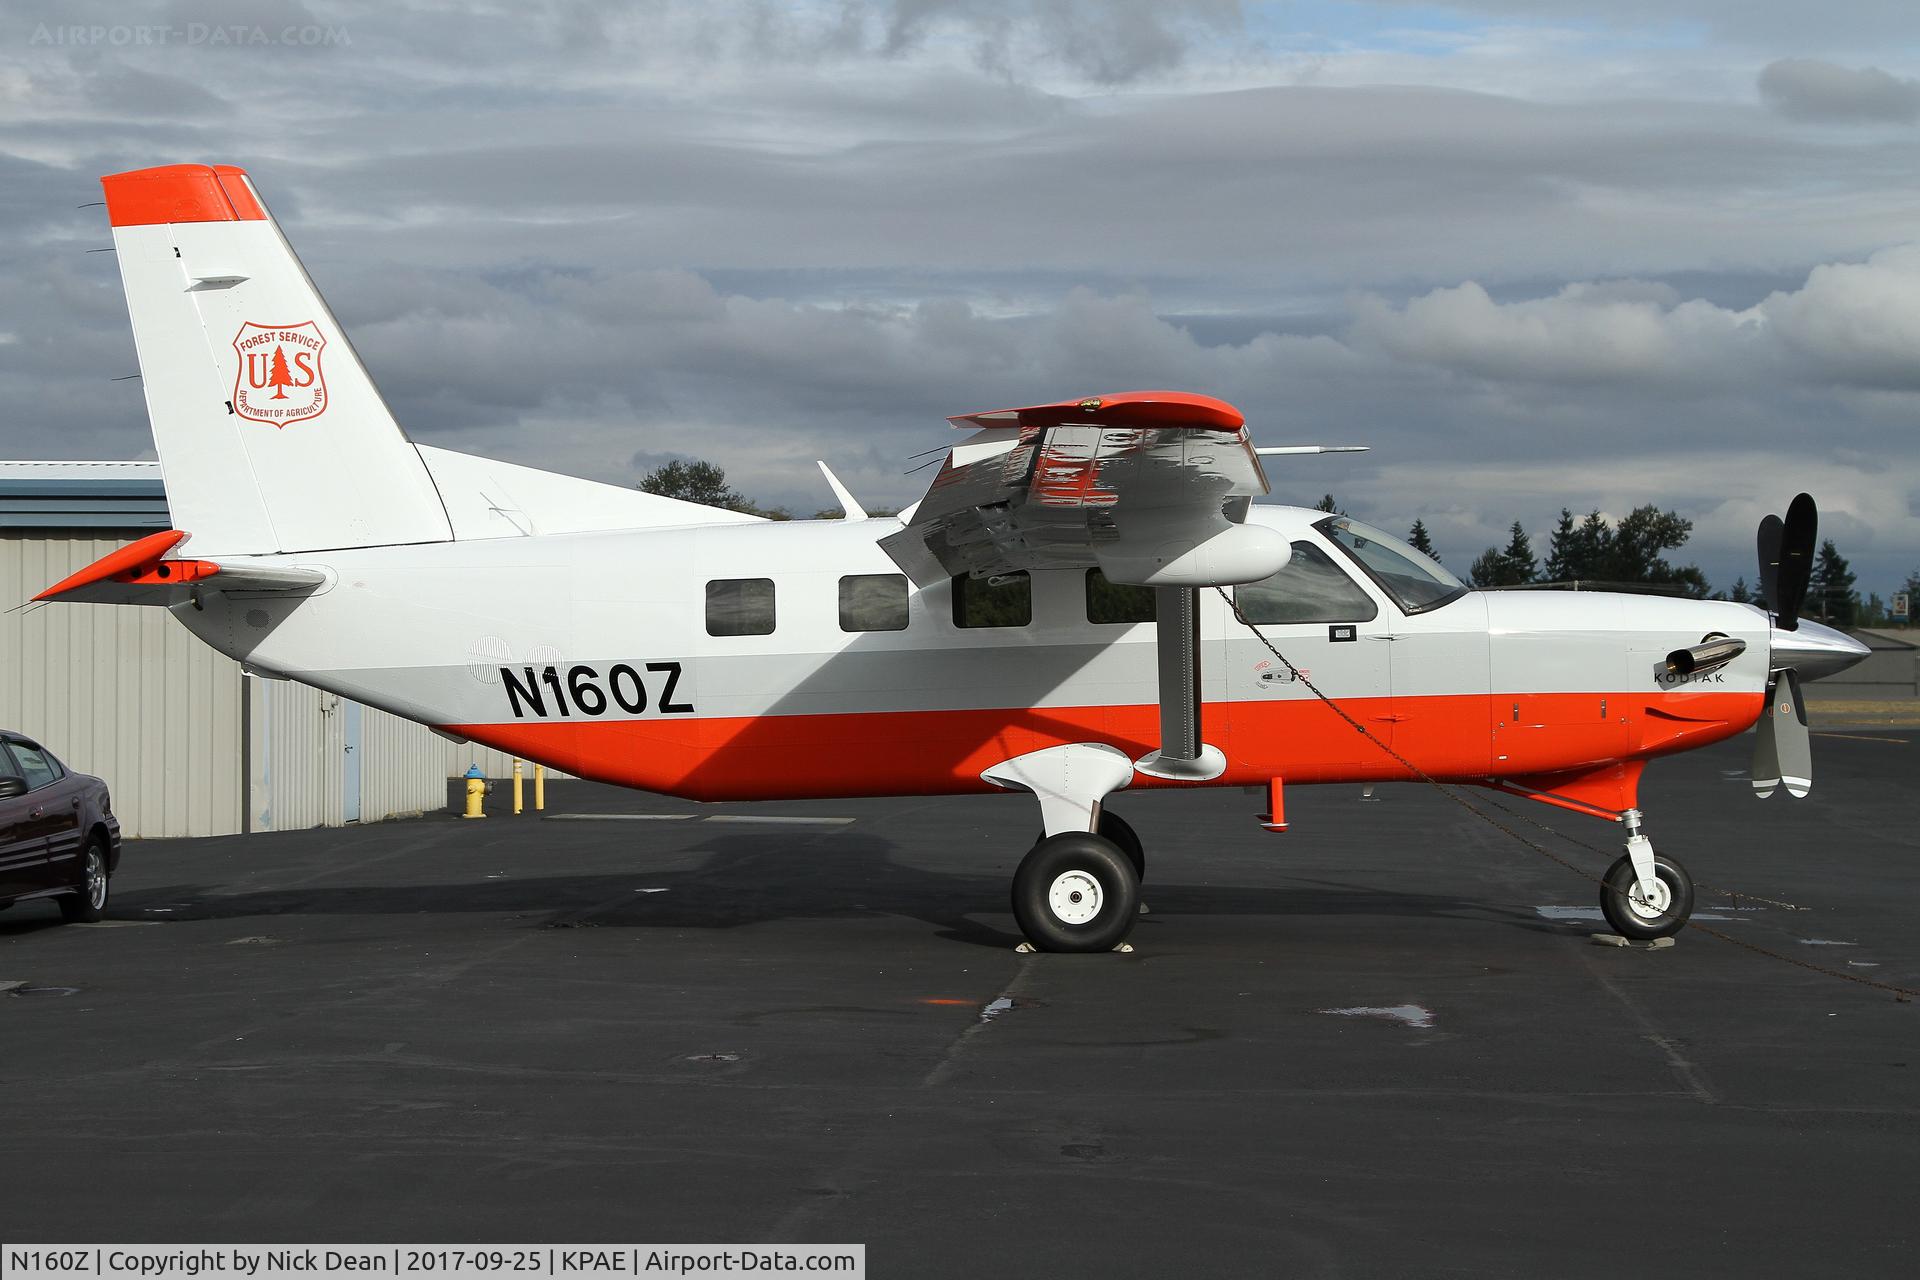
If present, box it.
[3,1,1919,594]
[1759,59,1920,124]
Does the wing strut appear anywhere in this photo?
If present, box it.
[1136,587,1225,780]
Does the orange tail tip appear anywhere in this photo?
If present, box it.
[100,163,265,228]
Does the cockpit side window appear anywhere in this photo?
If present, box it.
[1318,517,1467,615]
[1234,542,1379,624]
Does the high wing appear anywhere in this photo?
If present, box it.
[32,529,326,606]
[880,391,1291,589]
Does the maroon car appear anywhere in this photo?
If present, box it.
[0,732,120,923]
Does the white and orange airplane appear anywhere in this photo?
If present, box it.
[37,163,1869,952]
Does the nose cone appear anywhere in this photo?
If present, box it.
[1772,619,1872,681]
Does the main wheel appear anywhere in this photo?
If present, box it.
[58,839,109,925]
[1599,852,1692,941]
[1012,832,1141,953]
[1031,811,1145,882]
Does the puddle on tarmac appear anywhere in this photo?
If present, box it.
[979,995,1044,1024]
[1318,1004,1434,1029]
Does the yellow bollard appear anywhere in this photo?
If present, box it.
[512,758,524,815]
[534,763,546,811]
[462,765,487,819]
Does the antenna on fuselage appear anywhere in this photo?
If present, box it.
[815,461,868,521]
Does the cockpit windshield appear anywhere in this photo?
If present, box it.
[1318,516,1468,615]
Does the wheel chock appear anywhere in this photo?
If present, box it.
[1013,941,1137,953]
[1590,933,1676,949]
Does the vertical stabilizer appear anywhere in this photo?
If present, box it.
[101,163,452,555]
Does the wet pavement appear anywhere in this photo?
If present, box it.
[3,729,1915,1277]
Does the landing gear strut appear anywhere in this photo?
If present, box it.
[1598,810,1694,940]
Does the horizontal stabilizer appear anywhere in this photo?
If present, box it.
[33,528,325,606]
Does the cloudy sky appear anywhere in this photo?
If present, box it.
[3,0,1918,594]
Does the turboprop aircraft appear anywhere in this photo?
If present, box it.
[35,163,1871,953]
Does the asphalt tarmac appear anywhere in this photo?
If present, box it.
[3,730,1916,1278]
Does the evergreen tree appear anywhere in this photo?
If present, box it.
[1808,539,1858,626]
[1314,494,1339,514]
[1467,521,1538,588]
[1542,509,1579,581]
[1406,519,1439,561]
[1729,577,1750,604]
[1499,521,1536,581]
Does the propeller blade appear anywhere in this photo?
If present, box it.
[1752,671,1782,799]
[1756,514,1783,613]
[1777,668,1812,798]
[1776,492,1818,631]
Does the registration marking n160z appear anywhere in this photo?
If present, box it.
[501,662,692,719]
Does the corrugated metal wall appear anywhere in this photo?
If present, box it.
[2,531,244,838]
[362,702,447,820]
[246,676,343,832]
[247,678,468,832]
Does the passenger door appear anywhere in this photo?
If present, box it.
[5,741,79,893]
[1223,539,1395,776]
[0,742,46,898]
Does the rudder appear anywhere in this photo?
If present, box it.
[102,163,452,555]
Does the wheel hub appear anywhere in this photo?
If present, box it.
[87,852,107,909]
[1626,875,1671,920]
[1047,870,1104,925]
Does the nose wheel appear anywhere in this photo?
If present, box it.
[1012,832,1141,952]
[1599,851,1694,940]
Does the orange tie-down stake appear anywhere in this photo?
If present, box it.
[1259,777,1287,833]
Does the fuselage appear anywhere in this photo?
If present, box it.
[172,505,1771,806]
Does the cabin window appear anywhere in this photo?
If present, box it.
[1085,569,1155,625]
[839,573,910,632]
[706,577,776,636]
[1234,542,1379,624]
[952,572,1031,628]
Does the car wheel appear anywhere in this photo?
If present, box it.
[58,839,109,924]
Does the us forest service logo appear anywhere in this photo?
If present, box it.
[232,321,328,425]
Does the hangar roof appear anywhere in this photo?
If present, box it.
[0,460,170,530]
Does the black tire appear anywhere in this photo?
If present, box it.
[1011,832,1140,953]
[58,839,109,925]
[1032,811,1146,883]
[1599,852,1692,940]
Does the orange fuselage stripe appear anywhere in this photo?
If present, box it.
[450,689,1761,804]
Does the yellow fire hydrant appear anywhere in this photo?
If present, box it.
[462,764,487,819]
